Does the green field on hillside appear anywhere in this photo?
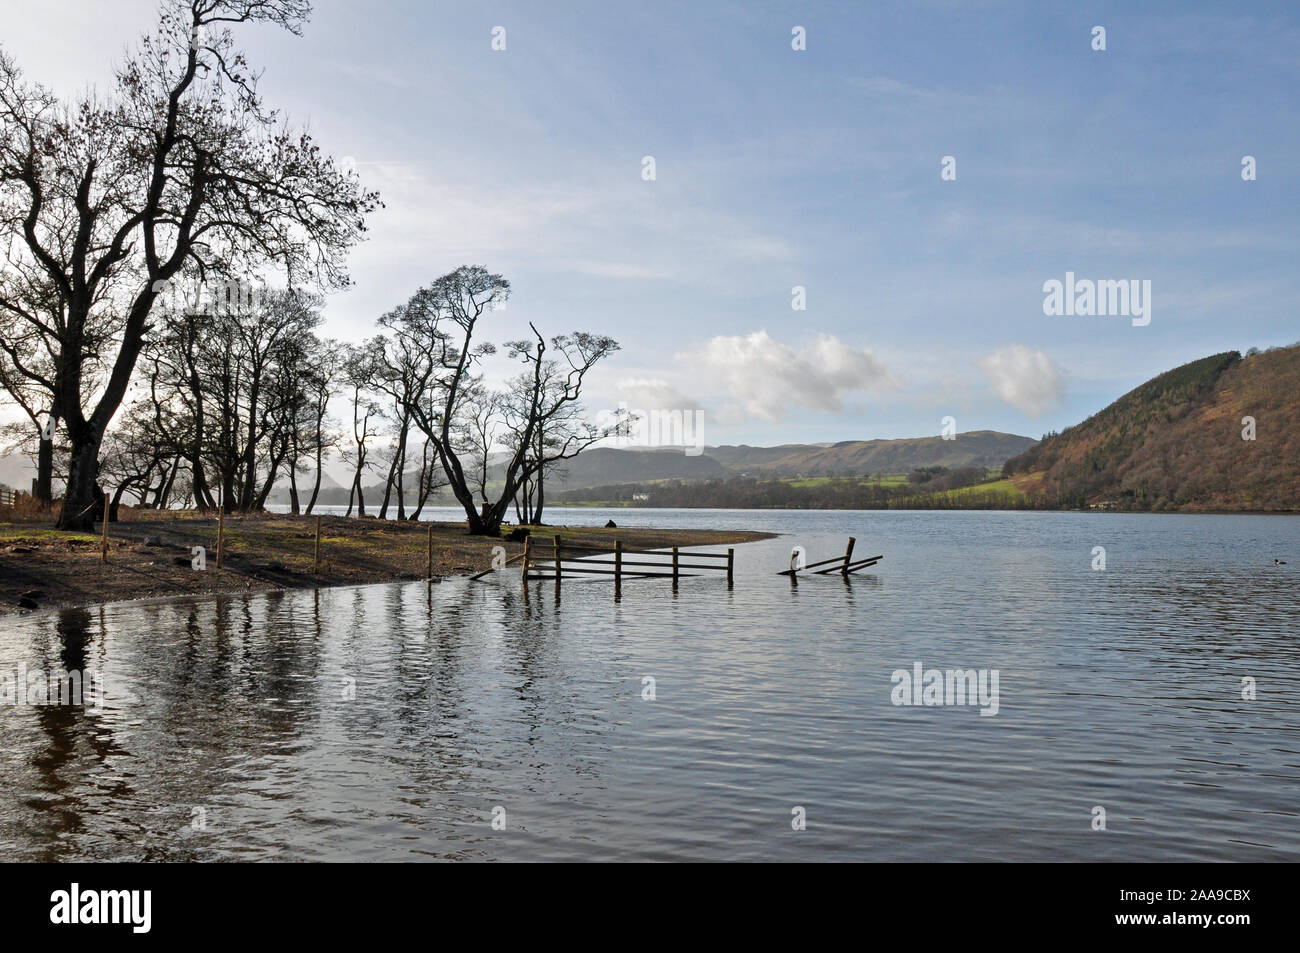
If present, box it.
[893,477,1027,507]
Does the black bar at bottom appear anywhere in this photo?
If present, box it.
[0,861,1281,941]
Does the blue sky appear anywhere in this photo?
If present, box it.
[3,0,1298,447]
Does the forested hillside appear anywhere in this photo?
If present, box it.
[1003,345,1299,511]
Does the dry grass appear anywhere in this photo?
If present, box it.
[0,506,771,615]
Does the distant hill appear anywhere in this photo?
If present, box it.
[708,431,1038,477]
[264,447,727,506]
[261,432,1036,508]
[266,468,347,505]
[1003,345,1300,511]
[541,447,728,491]
[539,431,1035,491]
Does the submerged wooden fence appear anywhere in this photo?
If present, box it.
[475,534,735,590]
[471,533,885,593]
[57,513,878,593]
[778,537,882,577]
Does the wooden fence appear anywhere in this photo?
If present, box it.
[485,535,734,589]
[14,508,883,593]
[778,537,882,576]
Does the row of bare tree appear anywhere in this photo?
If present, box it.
[362,265,622,534]
[0,2,621,536]
[0,0,376,530]
[86,265,621,535]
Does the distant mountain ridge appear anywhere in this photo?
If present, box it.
[263,430,1038,505]
[707,431,1038,477]
[541,430,1036,491]
[1003,344,1300,511]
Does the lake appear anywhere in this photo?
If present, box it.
[2,508,1298,861]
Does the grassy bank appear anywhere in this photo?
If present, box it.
[0,507,772,616]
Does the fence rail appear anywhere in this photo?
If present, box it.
[474,535,736,592]
[778,537,883,577]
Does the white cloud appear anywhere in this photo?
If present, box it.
[612,378,701,412]
[685,331,896,422]
[977,345,1065,416]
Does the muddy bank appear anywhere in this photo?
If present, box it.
[0,508,773,616]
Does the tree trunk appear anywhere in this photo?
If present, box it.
[411,443,430,520]
[110,481,130,518]
[395,431,408,521]
[254,442,287,511]
[239,380,261,509]
[153,457,179,508]
[221,470,236,515]
[159,457,181,509]
[306,440,323,515]
[57,429,105,530]
[35,433,54,505]
[187,362,214,509]
[533,466,546,526]
[378,451,398,519]
[480,500,509,535]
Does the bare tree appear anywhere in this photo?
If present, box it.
[340,341,383,518]
[0,1,378,529]
[373,325,428,520]
[503,331,623,525]
[454,384,501,511]
[279,335,336,515]
[381,265,619,535]
[408,434,445,520]
[303,338,342,515]
[228,289,322,510]
[384,266,505,532]
[0,272,61,502]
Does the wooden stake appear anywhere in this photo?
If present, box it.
[100,491,109,561]
[672,546,679,589]
[313,515,321,574]
[521,535,532,584]
[426,523,433,580]
[553,534,562,583]
[841,536,856,576]
[215,506,225,569]
[726,548,734,588]
[614,539,623,596]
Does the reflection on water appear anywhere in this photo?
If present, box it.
[2,510,1298,861]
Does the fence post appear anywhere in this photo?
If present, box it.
[313,515,320,574]
[727,548,734,588]
[521,535,532,584]
[426,523,433,580]
[100,492,109,561]
[672,546,679,589]
[553,535,562,583]
[614,539,623,596]
[216,506,225,569]
[841,536,856,576]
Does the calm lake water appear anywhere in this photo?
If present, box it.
[2,509,1298,861]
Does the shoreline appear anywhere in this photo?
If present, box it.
[0,509,774,617]
[550,501,1299,515]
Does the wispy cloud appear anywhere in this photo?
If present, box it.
[685,331,897,422]
[978,346,1065,417]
